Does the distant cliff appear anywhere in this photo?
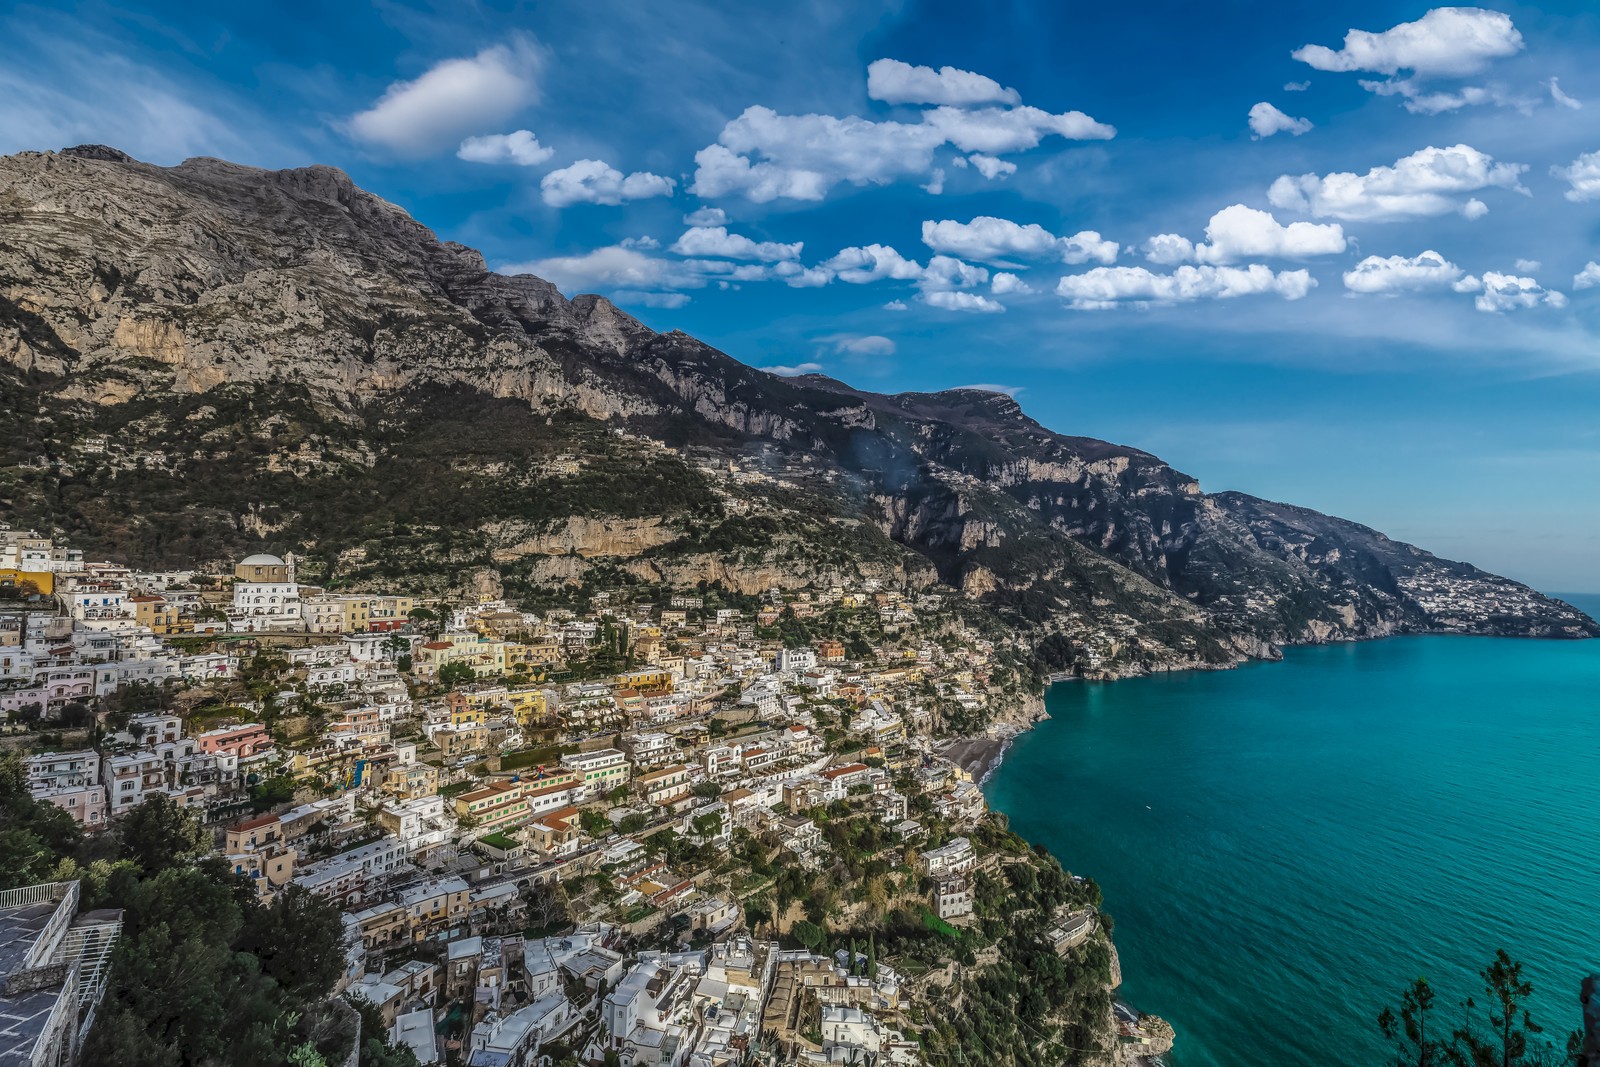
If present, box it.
[1,145,1592,676]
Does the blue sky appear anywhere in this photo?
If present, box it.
[3,1,1598,591]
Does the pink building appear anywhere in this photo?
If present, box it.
[196,722,274,759]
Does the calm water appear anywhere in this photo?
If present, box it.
[988,594,1600,1067]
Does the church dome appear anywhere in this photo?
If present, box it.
[239,553,286,567]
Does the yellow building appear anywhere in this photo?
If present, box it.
[131,594,188,634]
[616,667,673,692]
[383,762,439,799]
[434,724,490,758]
[0,568,53,597]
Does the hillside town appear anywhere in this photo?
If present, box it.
[1,525,1161,1067]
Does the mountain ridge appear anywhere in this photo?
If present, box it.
[1,145,1591,681]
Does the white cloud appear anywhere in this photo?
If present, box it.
[690,99,1112,202]
[964,153,1017,179]
[1056,264,1315,309]
[772,262,832,287]
[1474,271,1566,313]
[921,290,1004,313]
[691,108,944,201]
[457,129,553,166]
[920,104,1114,154]
[1284,80,1311,92]
[613,290,691,309]
[823,244,926,284]
[1248,102,1314,138]
[620,236,659,250]
[920,216,1117,266]
[827,334,897,356]
[1269,144,1526,221]
[1342,250,1467,293]
[540,159,676,207]
[1142,233,1195,266]
[991,272,1033,295]
[762,362,825,376]
[1552,150,1600,202]
[883,300,909,310]
[920,255,989,291]
[1549,77,1582,110]
[683,206,727,226]
[921,168,946,195]
[348,37,542,155]
[510,244,707,294]
[1060,231,1120,265]
[1292,8,1523,79]
[1359,78,1533,115]
[866,58,1019,107]
[1573,262,1600,290]
[1192,205,1344,263]
[670,226,801,261]
[1514,258,1541,273]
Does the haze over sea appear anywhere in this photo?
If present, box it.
[988,593,1600,1067]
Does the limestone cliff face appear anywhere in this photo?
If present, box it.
[0,145,1592,671]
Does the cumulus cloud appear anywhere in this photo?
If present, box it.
[1269,144,1525,220]
[1284,80,1311,91]
[1192,205,1345,263]
[1248,102,1314,138]
[1293,8,1523,79]
[1552,150,1600,202]
[1056,264,1315,309]
[1292,9,1530,115]
[670,226,802,262]
[866,58,1020,106]
[771,262,832,287]
[826,334,897,356]
[1142,233,1195,266]
[510,244,706,294]
[883,300,909,310]
[1342,250,1467,293]
[920,255,989,291]
[1573,262,1600,290]
[540,159,676,207]
[682,206,727,226]
[922,290,1004,312]
[1142,207,1343,265]
[691,108,945,201]
[690,97,1113,202]
[920,216,1117,266]
[1514,258,1541,273]
[762,362,825,376]
[962,153,1017,179]
[348,37,542,155]
[823,244,926,284]
[991,272,1033,295]
[920,104,1114,153]
[456,129,553,166]
[1474,271,1566,312]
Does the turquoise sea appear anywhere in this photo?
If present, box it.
[987,593,1600,1067]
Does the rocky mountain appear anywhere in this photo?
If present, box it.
[1,146,1592,676]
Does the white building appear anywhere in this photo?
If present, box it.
[230,553,301,625]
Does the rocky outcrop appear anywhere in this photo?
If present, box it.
[0,145,1592,669]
